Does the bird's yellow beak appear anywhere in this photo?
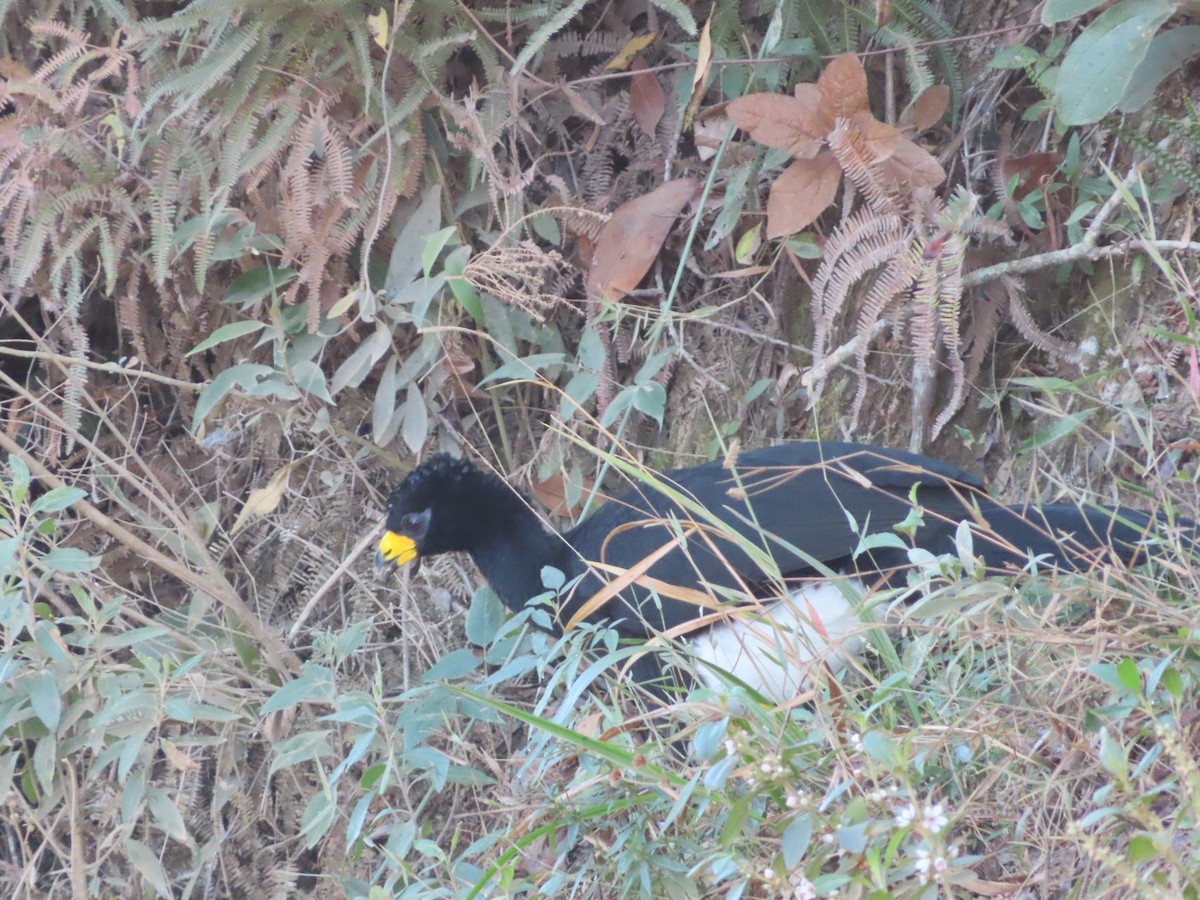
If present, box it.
[376,531,418,567]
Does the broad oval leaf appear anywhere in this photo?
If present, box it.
[585,178,697,301]
[1055,0,1175,125]
[766,152,841,238]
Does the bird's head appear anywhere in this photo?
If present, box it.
[376,454,489,569]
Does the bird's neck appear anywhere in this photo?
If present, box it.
[465,480,573,614]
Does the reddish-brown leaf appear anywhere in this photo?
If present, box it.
[766,152,842,238]
[727,93,826,158]
[630,58,665,137]
[585,177,698,300]
[817,53,869,118]
[908,84,950,133]
[533,472,595,517]
[794,83,834,135]
[879,139,946,192]
[1001,151,1062,199]
[849,110,903,163]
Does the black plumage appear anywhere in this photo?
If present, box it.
[378,442,1181,644]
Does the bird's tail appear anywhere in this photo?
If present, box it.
[979,501,1196,572]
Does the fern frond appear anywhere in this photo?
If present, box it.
[930,235,966,440]
[650,0,698,36]
[150,141,181,285]
[143,20,265,126]
[827,118,899,215]
[847,244,922,428]
[511,0,591,75]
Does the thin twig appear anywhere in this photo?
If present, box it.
[0,346,204,391]
[963,237,1200,287]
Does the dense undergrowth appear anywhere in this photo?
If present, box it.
[2,0,1200,897]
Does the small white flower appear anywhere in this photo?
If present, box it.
[914,847,947,884]
[922,802,948,834]
[791,874,817,900]
[847,732,862,751]
[894,802,917,828]
[914,848,932,883]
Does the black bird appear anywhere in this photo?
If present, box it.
[377,442,1185,699]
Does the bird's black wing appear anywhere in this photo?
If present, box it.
[561,442,992,633]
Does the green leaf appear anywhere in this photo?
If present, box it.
[421,648,481,682]
[781,815,812,868]
[124,838,172,895]
[191,363,276,431]
[290,360,332,402]
[1017,408,1096,453]
[861,730,904,770]
[1116,658,1143,696]
[421,226,457,277]
[385,185,442,297]
[988,44,1040,69]
[270,730,334,773]
[29,669,61,730]
[29,486,86,515]
[632,381,666,426]
[478,353,565,386]
[41,547,99,574]
[223,266,297,308]
[1160,666,1183,700]
[1055,0,1175,125]
[465,588,507,647]
[1118,25,1200,112]
[187,320,268,356]
[147,786,190,843]
[261,664,336,714]
[401,382,428,454]
[835,821,869,854]
[1127,833,1156,863]
[561,371,598,421]
[1042,0,1110,25]
[444,245,483,322]
[720,795,751,845]
[7,453,31,501]
[300,787,337,847]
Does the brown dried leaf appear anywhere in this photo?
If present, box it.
[586,177,698,300]
[684,10,714,129]
[817,52,869,117]
[161,739,199,772]
[879,139,946,192]
[605,32,656,71]
[727,93,825,158]
[1002,151,1062,200]
[766,152,842,238]
[630,58,665,137]
[230,462,296,535]
[533,472,596,517]
[793,83,834,134]
[908,84,950,133]
[849,110,902,163]
[693,14,713,93]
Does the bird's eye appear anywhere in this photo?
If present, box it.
[400,513,424,534]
